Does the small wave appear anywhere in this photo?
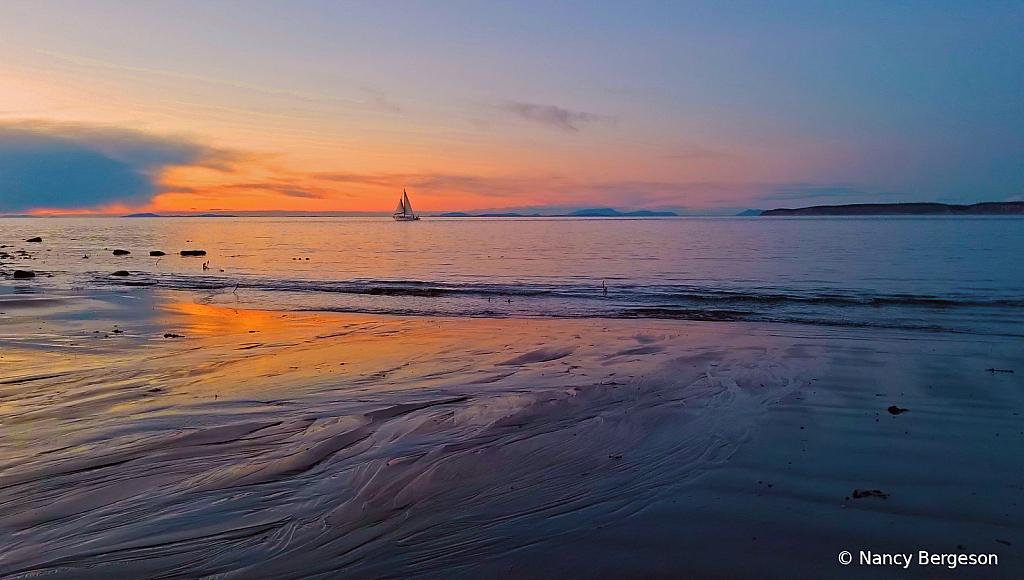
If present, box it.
[87,273,1022,308]
[81,272,1023,336]
[656,289,1024,308]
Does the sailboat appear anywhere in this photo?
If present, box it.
[392,189,420,221]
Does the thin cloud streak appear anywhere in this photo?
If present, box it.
[498,101,610,133]
[365,90,402,113]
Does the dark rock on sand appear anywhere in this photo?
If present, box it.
[851,489,890,499]
[112,249,131,256]
[180,250,207,256]
[887,405,908,415]
[150,251,166,256]
[111,270,131,276]
[12,270,35,279]
[26,237,42,243]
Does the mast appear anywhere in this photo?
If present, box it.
[403,189,414,217]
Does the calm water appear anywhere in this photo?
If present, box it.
[1,216,1022,335]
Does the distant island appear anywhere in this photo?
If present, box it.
[567,208,677,217]
[437,208,678,218]
[761,202,1023,216]
[123,213,237,218]
[437,212,544,218]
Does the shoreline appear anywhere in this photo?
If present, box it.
[1,289,1021,578]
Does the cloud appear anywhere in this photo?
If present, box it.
[364,90,402,113]
[499,101,608,133]
[219,181,326,199]
[0,120,248,212]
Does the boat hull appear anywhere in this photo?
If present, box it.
[392,215,420,221]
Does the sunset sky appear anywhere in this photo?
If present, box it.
[1,1,1021,214]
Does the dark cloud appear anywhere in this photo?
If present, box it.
[277,189,323,199]
[0,120,247,212]
[218,181,326,199]
[499,101,607,133]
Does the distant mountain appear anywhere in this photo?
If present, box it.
[735,209,764,216]
[567,208,678,217]
[123,213,161,217]
[439,212,536,217]
[761,202,1024,216]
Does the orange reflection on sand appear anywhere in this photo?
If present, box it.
[154,302,443,399]
[162,301,317,337]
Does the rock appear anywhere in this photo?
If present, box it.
[164,333,183,338]
[150,251,166,256]
[180,250,207,256]
[25,237,42,243]
[112,249,131,256]
[111,270,131,276]
[12,270,35,279]
[851,489,889,499]
[887,405,908,415]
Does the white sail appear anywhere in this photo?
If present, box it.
[394,198,406,216]
[402,191,413,216]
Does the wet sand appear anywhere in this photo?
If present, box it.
[0,290,1021,579]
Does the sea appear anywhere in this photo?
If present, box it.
[1,215,1022,580]
[2,215,1021,336]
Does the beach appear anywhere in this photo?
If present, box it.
[1,287,1020,579]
